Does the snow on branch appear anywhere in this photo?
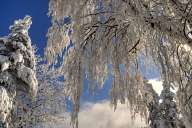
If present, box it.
[0,16,37,127]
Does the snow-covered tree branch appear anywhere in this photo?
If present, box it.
[45,0,192,128]
[0,16,38,128]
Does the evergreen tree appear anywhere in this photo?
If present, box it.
[0,16,38,128]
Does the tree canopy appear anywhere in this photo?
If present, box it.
[45,0,192,127]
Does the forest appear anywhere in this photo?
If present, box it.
[0,0,192,128]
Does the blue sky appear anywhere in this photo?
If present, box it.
[0,0,50,55]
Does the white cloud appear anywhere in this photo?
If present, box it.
[148,79,163,95]
[148,79,178,95]
[41,101,147,128]
[78,101,147,128]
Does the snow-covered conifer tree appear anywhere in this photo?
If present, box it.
[0,16,37,128]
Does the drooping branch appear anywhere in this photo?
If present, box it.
[47,0,192,127]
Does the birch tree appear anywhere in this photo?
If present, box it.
[46,0,192,127]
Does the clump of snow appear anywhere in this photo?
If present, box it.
[0,55,10,72]
[17,65,38,97]
[0,87,13,122]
